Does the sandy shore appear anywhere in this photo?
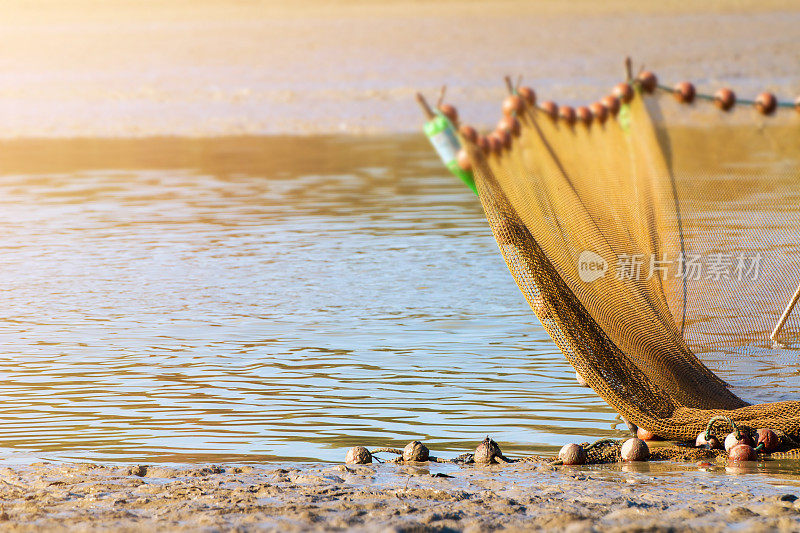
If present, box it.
[0,460,796,531]
[0,0,798,137]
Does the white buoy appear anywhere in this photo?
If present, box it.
[621,438,649,462]
[345,446,372,464]
[558,443,587,465]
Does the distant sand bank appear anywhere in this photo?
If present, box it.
[0,0,798,137]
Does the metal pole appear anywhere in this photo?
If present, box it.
[770,282,800,342]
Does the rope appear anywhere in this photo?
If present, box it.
[655,83,796,109]
[704,415,740,440]
[370,447,403,455]
[585,438,620,451]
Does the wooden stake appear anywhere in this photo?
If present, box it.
[415,92,435,119]
[624,57,633,81]
[504,75,514,94]
[770,282,800,342]
[436,85,447,108]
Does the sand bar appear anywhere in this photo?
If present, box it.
[0,0,798,137]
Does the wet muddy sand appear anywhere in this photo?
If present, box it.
[1,460,800,532]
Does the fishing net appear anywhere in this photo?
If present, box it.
[465,83,800,443]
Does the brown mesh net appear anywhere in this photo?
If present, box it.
[465,86,800,443]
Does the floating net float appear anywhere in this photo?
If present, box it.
[345,58,800,467]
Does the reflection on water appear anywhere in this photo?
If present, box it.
[0,135,794,464]
[0,136,622,463]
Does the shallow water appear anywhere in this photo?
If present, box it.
[0,135,794,464]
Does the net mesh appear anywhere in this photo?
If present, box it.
[467,88,800,442]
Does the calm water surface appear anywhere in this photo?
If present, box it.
[0,136,793,464]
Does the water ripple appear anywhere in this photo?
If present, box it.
[0,135,784,463]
